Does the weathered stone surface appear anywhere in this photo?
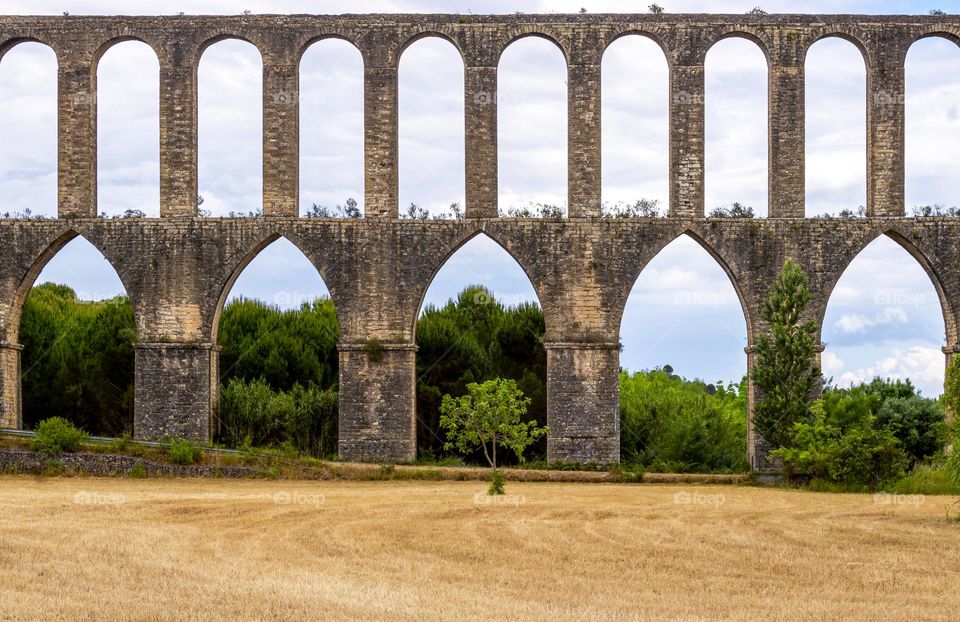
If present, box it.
[0,14,958,467]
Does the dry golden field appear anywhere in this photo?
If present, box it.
[0,476,957,621]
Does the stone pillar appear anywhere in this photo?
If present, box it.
[464,64,498,218]
[364,64,399,218]
[567,61,601,218]
[134,343,217,441]
[545,342,620,465]
[338,342,416,462]
[768,61,805,218]
[944,345,959,423]
[58,58,97,218]
[262,55,299,216]
[669,64,705,218]
[867,59,905,217]
[0,342,22,429]
[159,47,199,217]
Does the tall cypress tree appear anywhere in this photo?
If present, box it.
[752,258,822,449]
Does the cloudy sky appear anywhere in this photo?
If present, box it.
[0,0,957,396]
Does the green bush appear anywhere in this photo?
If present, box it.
[876,396,947,465]
[771,400,909,487]
[620,369,748,473]
[168,438,203,466]
[32,417,85,455]
[217,378,338,457]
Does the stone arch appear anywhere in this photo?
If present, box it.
[210,232,337,344]
[803,31,870,68]
[602,29,671,61]
[298,37,365,216]
[296,34,364,66]
[600,32,670,210]
[617,228,754,344]
[804,35,867,217]
[913,30,960,48]
[0,39,58,217]
[497,29,569,66]
[819,229,955,347]
[497,35,568,215]
[196,37,263,217]
[704,35,769,216]
[398,35,465,217]
[705,30,772,66]
[91,35,162,66]
[398,30,466,63]
[193,33,263,71]
[411,228,544,339]
[10,229,133,344]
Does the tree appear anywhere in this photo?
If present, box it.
[752,258,822,449]
[439,378,547,470]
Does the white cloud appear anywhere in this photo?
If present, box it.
[832,346,945,396]
[834,307,909,335]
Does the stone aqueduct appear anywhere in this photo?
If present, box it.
[0,13,959,468]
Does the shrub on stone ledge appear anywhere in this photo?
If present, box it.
[32,417,85,456]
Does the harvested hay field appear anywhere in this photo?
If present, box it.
[0,476,957,621]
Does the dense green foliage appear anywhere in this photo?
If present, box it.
[752,259,822,448]
[218,297,339,392]
[31,416,85,455]
[772,379,947,487]
[439,378,547,469]
[416,286,547,459]
[217,378,338,458]
[20,284,136,435]
[168,438,203,466]
[619,368,749,473]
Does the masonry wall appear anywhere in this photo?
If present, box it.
[0,14,958,467]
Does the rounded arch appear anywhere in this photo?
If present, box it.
[197,37,263,217]
[803,31,870,68]
[913,30,960,48]
[96,39,160,217]
[0,37,57,63]
[705,30,772,66]
[412,229,544,339]
[497,35,568,215]
[299,37,365,216]
[91,35,162,66]
[210,232,335,343]
[904,33,960,210]
[497,30,569,66]
[704,35,769,216]
[602,29,670,60]
[399,30,466,62]
[600,33,669,210]
[0,40,58,217]
[804,35,867,217]
[398,35,465,218]
[296,33,364,66]
[194,33,263,70]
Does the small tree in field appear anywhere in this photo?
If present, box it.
[440,378,548,492]
[752,258,822,450]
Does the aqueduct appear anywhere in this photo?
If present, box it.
[1,13,959,468]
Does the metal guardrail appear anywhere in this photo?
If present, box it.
[0,428,243,456]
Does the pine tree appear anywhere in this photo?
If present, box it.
[752,258,822,449]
